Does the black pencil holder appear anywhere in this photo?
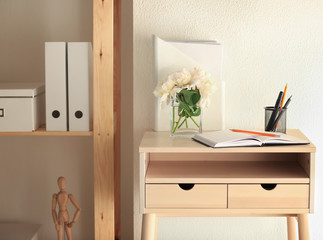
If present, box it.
[265,106,287,133]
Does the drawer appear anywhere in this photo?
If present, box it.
[146,184,227,209]
[228,184,309,209]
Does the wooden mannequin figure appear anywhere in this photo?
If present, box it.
[52,177,81,240]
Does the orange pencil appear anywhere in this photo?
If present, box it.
[280,84,288,109]
[275,84,288,128]
[231,129,278,137]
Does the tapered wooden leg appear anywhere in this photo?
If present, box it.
[287,217,297,240]
[141,214,157,240]
[298,214,310,240]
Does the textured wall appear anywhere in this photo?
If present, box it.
[134,0,323,239]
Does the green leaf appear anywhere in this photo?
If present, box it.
[179,101,192,116]
[179,89,200,106]
[190,91,201,105]
[175,89,201,118]
[191,107,201,116]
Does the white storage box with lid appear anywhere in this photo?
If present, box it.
[0,82,45,132]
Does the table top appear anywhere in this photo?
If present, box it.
[139,129,316,153]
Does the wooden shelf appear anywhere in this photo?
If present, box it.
[146,160,309,184]
[0,126,93,136]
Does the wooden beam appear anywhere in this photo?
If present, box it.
[114,0,121,239]
[93,0,115,239]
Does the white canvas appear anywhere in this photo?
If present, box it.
[154,35,224,131]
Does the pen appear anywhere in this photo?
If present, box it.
[265,91,283,131]
[275,84,288,128]
[271,96,292,131]
[231,129,278,137]
[283,95,292,109]
[271,110,285,132]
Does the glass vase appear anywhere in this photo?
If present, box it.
[170,97,202,137]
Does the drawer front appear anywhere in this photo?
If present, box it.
[228,184,309,209]
[146,184,227,209]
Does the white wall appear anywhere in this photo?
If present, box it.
[0,1,93,239]
[134,0,323,239]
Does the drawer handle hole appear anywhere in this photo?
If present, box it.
[178,184,195,191]
[261,184,277,191]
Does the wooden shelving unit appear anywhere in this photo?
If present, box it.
[0,0,120,239]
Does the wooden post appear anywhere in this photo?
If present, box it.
[287,217,296,240]
[141,214,157,240]
[93,0,115,239]
[114,0,121,238]
[298,214,310,240]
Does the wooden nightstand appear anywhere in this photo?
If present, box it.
[139,130,316,240]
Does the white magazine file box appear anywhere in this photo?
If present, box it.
[67,42,93,131]
[45,42,67,131]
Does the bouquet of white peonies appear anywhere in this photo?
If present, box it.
[154,68,215,134]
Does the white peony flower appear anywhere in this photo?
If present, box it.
[169,68,192,87]
[189,68,215,108]
[153,78,176,106]
[153,67,215,108]
[169,87,183,100]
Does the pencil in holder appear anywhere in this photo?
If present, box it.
[265,106,287,133]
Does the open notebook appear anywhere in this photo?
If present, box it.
[193,130,309,148]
